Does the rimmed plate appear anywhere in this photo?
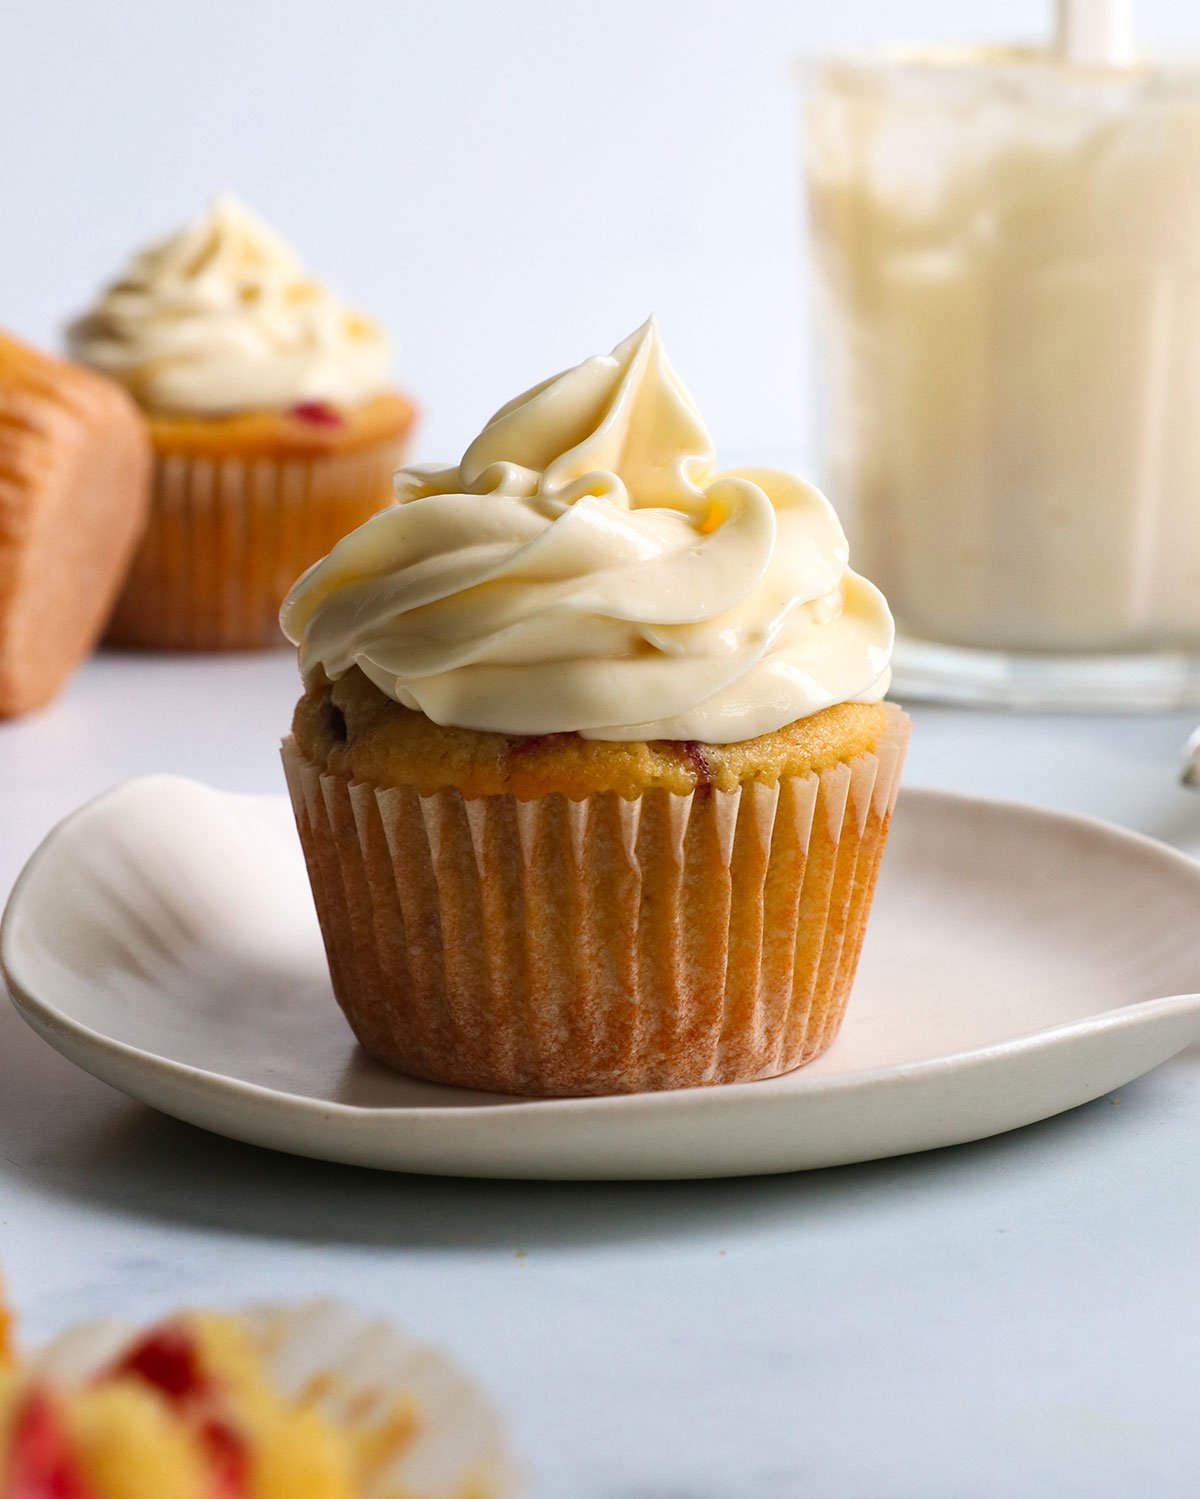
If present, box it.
[4,777,1200,1180]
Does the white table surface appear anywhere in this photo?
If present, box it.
[2,651,1199,1498]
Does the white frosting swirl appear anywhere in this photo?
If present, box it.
[66,196,391,415]
[282,319,893,742]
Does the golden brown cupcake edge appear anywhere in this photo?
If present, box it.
[292,665,889,799]
[144,389,416,459]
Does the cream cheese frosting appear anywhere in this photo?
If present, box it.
[66,196,391,415]
[282,319,893,742]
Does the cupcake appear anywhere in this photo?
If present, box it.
[281,318,907,1097]
[67,198,415,650]
[0,1296,516,1498]
[0,331,150,716]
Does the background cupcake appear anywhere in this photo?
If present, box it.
[282,319,907,1098]
[1,1292,517,1498]
[67,197,415,651]
[0,331,150,715]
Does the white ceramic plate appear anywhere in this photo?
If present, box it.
[4,777,1200,1180]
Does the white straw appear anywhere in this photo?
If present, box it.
[1056,0,1135,66]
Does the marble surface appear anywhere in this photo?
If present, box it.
[2,651,1200,1497]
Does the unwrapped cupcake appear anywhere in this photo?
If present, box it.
[67,198,416,650]
[0,1295,516,1497]
[281,319,908,1097]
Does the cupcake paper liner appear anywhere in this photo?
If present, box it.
[282,704,911,1097]
[30,1300,518,1499]
[106,438,406,651]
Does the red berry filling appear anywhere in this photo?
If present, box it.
[5,1391,98,1499]
[507,732,577,759]
[670,740,712,790]
[197,1419,249,1499]
[104,1324,249,1497]
[290,401,344,428]
[109,1324,211,1405]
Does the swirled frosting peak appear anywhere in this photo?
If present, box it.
[282,319,893,742]
[66,196,391,415]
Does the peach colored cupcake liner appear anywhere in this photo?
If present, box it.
[106,440,406,651]
[282,704,910,1097]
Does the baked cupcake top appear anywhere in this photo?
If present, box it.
[66,196,390,416]
[282,319,893,743]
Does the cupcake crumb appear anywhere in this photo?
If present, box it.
[293,668,888,801]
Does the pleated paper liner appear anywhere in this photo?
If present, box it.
[30,1300,518,1499]
[106,437,406,651]
[283,704,911,1098]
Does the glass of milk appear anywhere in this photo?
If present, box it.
[803,45,1200,707]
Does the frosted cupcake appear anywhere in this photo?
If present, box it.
[67,198,415,650]
[282,319,908,1097]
